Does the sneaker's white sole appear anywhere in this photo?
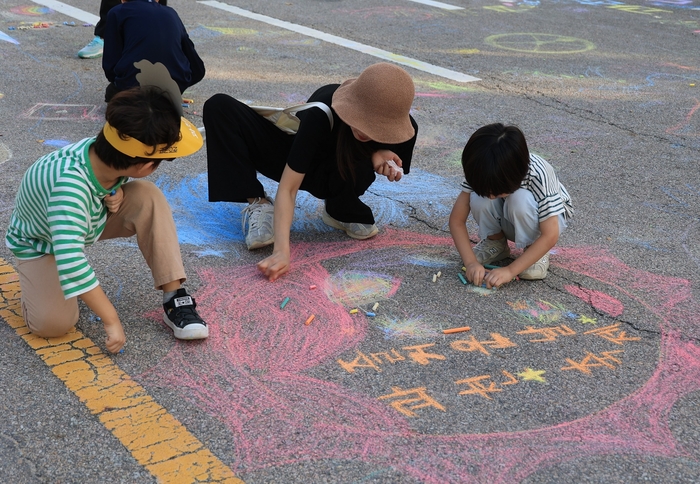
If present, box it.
[246,237,274,250]
[163,315,209,340]
[321,211,378,240]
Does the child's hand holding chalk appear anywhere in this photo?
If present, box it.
[105,186,124,213]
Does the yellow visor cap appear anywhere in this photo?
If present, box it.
[103,117,203,159]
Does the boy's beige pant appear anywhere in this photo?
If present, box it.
[16,180,186,337]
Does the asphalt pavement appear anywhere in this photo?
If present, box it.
[1,0,700,483]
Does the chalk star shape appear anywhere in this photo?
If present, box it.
[578,314,597,325]
[518,368,547,383]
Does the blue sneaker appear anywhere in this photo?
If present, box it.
[78,36,104,59]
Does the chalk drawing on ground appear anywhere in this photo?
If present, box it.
[0,142,12,165]
[130,172,700,481]
[485,33,596,54]
[23,103,100,121]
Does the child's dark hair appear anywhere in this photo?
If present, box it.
[93,86,181,170]
[461,123,530,197]
[336,122,373,183]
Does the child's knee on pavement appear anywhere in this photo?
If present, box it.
[23,300,79,337]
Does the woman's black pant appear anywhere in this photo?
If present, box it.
[203,93,375,224]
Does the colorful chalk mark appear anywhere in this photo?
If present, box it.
[10,5,53,15]
[128,232,699,483]
[565,285,624,317]
[23,103,99,121]
[485,33,596,54]
[324,270,400,307]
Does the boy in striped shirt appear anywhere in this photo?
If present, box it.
[6,86,208,353]
[449,123,573,288]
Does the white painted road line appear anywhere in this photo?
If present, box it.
[30,0,99,25]
[199,1,480,83]
[406,0,465,11]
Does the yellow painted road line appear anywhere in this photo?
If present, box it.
[0,258,243,484]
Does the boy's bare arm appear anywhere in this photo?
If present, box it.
[449,191,487,283]
[79,286,125,353]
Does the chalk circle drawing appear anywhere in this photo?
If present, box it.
[134,174,699,481]
[10,5,53,15]
[0,143,12,165]
[485,33,596,54]
[23,104,100,121]
[134,233,699,482]
[666,98,700,136]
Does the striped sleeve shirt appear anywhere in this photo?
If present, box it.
[5,138,122,299]
[460,153,573,221]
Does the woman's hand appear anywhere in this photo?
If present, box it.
[372,150,403,182]
[257,250,290,281]
[105,187,124,213]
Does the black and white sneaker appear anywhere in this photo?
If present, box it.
[163,288,209,340]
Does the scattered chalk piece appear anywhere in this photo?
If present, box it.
[437,271,442,277]
[443,326,471,334]
[309,284,317,290]
[280,296,290,309]
[457,273,467,285]
[372,302,379,311]
[305,314,315,325]
[119,348,124,353]
[432,274,437,283]
[366,312,376,317]
[349,309,359,314]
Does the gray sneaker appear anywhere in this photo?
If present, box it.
[519,253,550,280]
[473,237,510,265]
[322,209,378,240]
[78,36,104,59]
[241,198,274,250]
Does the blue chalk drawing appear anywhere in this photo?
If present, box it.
[0,31,19,45]
[157,169,459,255]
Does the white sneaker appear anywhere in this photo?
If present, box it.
[322,209,378,240]
[473,237,510,265]
[519,253,550,280]
[241,198,274,250]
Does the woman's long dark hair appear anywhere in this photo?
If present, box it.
[336,123,374,183]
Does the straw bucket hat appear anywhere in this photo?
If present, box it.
[331,63,415,144]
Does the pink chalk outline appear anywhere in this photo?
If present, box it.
[138,230,700,482]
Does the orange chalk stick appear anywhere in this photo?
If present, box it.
[305,314,315,326]
[442,326,471,334]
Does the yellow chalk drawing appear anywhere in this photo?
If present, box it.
[378,386,446,417]
[578,314,597,325]
[206,27,259,36]
[0,258,242,484]
[518,368,547,383]
[606,4,670,15]
[483,5,535,13]
[485,33,595,54]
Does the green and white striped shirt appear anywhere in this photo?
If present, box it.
[6,138,125,299]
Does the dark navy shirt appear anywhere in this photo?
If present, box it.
[102,0,205,92]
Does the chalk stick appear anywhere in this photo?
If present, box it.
[457,273,467,285]
[305,314,315,325]
[372,302,379,311]
[309,285,317,290]
[280,297,290,309]
[349,309,359,314]
[442,326,471,334]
